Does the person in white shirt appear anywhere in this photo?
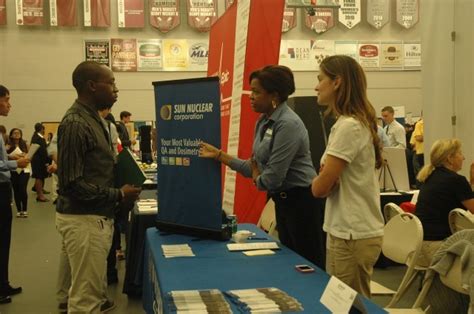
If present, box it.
[311,55,384,298]
[381,106,406,148]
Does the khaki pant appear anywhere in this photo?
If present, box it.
[417,240,443,268]
[326,234,383,298]
[56,213,113,313]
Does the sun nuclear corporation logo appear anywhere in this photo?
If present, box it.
[160,105,172,120]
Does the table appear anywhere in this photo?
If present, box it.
[143,224,387,313]
[123,190,157,297]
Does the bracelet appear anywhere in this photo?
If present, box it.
[215,150,222,161]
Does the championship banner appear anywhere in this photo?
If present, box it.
[0,0,6,25]
[282,7,296,33]
[16,0,44,26]
[118,0,144,28]
[83,0,110,27]
[358,42,380,70]
[186,0,218,33]
[207,0,285,223]
[149,0,180,33]
[338,0,361,29]
[111,38,137,72]
[50,0,77,26]
[367,0,389,29]
[305,8,335,34]
[154,77,222,231]
[137,39,162,71]
[84,39,110,66]
[396,0,419,29]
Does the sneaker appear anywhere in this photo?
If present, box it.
[100,300,116,313]
[16,212,22,218]
[22,212,28,218]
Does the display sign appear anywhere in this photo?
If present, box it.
[111,38,138,72]
[154,77,222,231]
[84,39,110,66]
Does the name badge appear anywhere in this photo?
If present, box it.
[265,128,273,136]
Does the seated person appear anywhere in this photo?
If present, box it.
[415,138,474,267]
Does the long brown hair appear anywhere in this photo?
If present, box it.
[319,55,382,169]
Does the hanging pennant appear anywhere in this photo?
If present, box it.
[84,0,110,27]
[396,0,419,29]
[304,8,335,34]
[16,0,44,26]
[282,7,296,33]
[187,0,218,32]
[337,0,361,29]
[0,0,6,25]
[367,0,389,29]
[50,0,77,26]
[118,0,144,28]
[149,0,180,33]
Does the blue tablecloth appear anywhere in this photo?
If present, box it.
[143,223,387,313]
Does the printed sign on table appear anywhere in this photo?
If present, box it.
[118,0,144,28]
[16,0,44,26]
[111,38,137,72]
[84,39,110,66]
[186,0,218,32]
[50,0,77,26]
[149,0,180,33]
[154,77,222,231]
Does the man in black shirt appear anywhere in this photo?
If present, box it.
[116,110,136,149]
[55,61,140,312]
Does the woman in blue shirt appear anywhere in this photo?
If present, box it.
[199,65,325,268]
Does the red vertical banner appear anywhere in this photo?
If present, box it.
[208,0,285,223]
[149,0,180,33]
[16,0,44,26]
[50,0,77,26]
[118,0,144,28]
[0,0,6,25]
[186,0,218,32]
[84,0,110,27]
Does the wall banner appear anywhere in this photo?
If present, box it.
[84,0,110,27]
[282,7,296,33]
[16,0,44,26]
[50,0,77,27]
[187,0,218,32]
[118,0,144,28]
[149,0,180,33]
[367,0,389,30]
[396,0,419,29]
[338,0,361,29]
[154,77,222,231]
[0,0,6,25]
[305,8,335,34]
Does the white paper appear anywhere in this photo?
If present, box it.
[320,276,358,313]
[27,143,40,159]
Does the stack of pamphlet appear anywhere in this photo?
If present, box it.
[161,244,195,258]
[136,199,158,214]
[167,289,231,313]
[226,287,303,312]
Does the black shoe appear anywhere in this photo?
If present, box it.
[0,285,22,296]
[100,300,116,313]
[0,296,11,304]
[58,302,67,313]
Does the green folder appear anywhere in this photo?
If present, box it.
[115,149,147,187]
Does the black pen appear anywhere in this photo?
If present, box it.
[247,237,267,240]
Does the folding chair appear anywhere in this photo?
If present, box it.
[383,202,405,223]
[449,208,474,234]
[257,199,278,239]
[382,213,424,308]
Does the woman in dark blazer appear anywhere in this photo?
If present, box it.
[31,123,50,202]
